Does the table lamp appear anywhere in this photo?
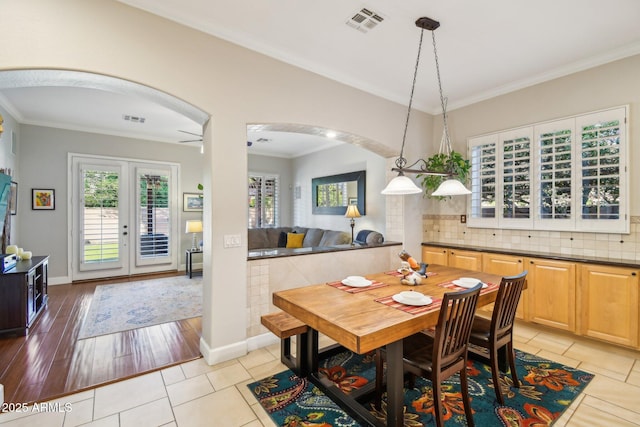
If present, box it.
[344,205,361,246]
[185,220,203,251]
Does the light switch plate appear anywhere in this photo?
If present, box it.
[223,234,241,248]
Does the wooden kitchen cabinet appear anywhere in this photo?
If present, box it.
[480,253,527,319]
[526,257,576,332]
[421,246,482,271]
[448,249,483,271]
[577,264,638,348]
[422,242,640,350]
[421,246,449,266]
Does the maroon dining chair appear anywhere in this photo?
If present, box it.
[468,271,528,404]
[375,283,482,427]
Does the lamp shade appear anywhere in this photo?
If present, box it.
[431,179,471,197]
[381,175,423,195]
[344,204,361,218]
[185,220,203,233]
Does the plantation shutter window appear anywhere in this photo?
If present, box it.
[469,134,498,227]
[248,173,279,228]
[534,118,575,229]
[137,170,170,259]
[576,109,626,232]
[467,106,628,233]
[498,128,534,229]
[502,132,532,220]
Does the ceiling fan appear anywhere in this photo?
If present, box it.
[178,130,203,143]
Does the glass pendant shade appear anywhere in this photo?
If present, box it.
[381,175,422,195]
[431,178,472,197]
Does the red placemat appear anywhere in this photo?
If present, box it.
[437,281,499,295]
[375,294,443,315]
[327,280,389,293]
[384,270,438,278]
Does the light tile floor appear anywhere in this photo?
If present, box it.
[1,322,639,426]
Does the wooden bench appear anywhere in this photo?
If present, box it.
[261,311,310,375]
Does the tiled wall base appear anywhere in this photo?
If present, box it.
[423,215,640,263]
[246,246,399,337]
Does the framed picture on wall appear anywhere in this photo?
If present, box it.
[32,188,55,210]
[183,192,203,212]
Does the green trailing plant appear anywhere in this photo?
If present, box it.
[418,150,471,199]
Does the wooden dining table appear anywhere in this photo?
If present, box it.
[273,263,504,427]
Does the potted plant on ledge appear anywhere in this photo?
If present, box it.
[418,150,471,199]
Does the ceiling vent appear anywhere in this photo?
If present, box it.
[346,8,384,33]
[123,115,146,124]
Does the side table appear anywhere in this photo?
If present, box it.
[185,249,203,278]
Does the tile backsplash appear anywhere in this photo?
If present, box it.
[423,215,640,262]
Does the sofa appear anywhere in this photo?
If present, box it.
[248,226,351,250]
[248,226,385,250]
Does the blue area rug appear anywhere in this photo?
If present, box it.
[78,276,202,339]
[248,349,593,426]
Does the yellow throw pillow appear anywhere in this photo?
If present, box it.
[286,233,305,248]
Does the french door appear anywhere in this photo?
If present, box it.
[71,155,179,281]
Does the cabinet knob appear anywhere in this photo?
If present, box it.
[451,251,455,255]
[518,259,522,263]
[530,261,534,264]
[632,272,637,276]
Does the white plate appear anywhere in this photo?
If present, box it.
[341,278,372,287]
[452,279,488,289]
[392,293,433,306]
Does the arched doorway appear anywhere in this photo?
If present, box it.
[0,69,210,281]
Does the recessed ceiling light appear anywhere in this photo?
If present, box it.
[326,131,337,139]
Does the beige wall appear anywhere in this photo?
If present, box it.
[0,0,432,363]
[292,143,388,234]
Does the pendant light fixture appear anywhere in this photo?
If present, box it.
[381,17,471,197]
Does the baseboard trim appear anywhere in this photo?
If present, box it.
[199,337,247,365]
[247,332,279,352]
[199,333,278,365]
[49,276,71,286]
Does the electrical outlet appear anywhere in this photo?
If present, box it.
[460,214,467,224]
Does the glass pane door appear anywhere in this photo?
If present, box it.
[135,166,174,266]
[73,158,129,278]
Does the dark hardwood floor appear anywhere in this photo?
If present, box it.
[0,273,202,404]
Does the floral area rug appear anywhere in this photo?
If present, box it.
[78,276,202,339]
[248,349,593,426]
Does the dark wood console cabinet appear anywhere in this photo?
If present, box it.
[0,255,49,335]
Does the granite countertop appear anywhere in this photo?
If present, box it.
[248,241,401,260]
[421,242,639,269]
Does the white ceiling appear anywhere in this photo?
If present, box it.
[2,1,640,157]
